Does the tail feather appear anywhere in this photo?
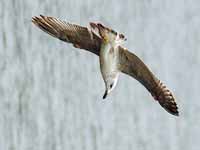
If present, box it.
[89,22,121,41]
[89,22,101,38]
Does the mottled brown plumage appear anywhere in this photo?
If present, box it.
[32,15,101,55]
[118,47,179,116]
[32,15,179,116]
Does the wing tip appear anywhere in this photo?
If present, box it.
[160,102,179,116]
[31,15,42,25]
[31,15,46,23]
[157,94,179,117]
[152,80,180,116]
[161,95,179,117]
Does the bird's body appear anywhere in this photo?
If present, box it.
[100,42,118,81]
[99,39,120,98]
[90,23,126,99]
[89,23,126,98]
[32,15,179,116]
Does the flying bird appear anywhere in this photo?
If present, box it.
[32,15,179,116]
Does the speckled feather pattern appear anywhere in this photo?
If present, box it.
[32,15,101,55]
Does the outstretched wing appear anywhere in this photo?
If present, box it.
[32,15,101,55]
[118,46,179,116]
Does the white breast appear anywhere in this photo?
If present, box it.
[99,42,119,77]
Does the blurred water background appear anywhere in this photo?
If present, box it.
[0,0,200,150]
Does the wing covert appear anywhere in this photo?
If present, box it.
[118,46,179,116]
[32,15,101,55]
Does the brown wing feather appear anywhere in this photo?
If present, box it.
[118,46,179,116]
[32,15,101,55]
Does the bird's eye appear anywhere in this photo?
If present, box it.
[110,83,113,88]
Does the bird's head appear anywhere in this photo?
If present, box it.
[103,74,119,99]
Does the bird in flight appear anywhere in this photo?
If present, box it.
[32,15,179,116]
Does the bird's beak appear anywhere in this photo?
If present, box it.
[103,90,108,99]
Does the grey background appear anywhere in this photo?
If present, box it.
[0,0,199,150]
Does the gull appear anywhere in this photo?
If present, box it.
[32,15,179,116]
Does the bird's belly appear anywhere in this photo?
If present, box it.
[100,43,119,76]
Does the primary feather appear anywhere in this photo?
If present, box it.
[118,46,179,116]
[32,15,101,55]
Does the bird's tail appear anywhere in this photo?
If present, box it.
[89,22,125,42]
